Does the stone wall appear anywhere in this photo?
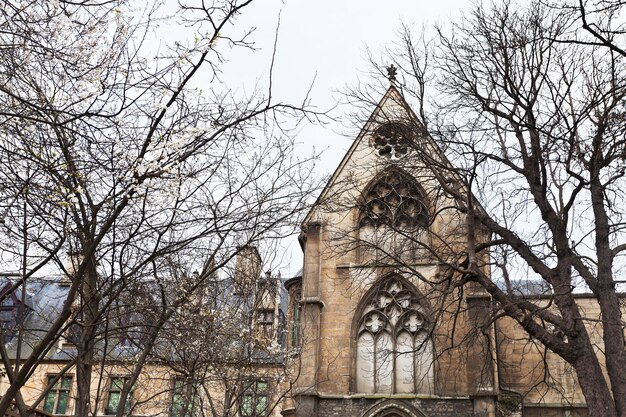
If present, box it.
[315,397,474,417]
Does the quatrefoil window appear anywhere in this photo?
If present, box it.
[372,123,413,160]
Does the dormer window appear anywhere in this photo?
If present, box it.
[372,122,413,160]
[256,309,274,339]
[359,169,429,229]
[115,310,147,350]
[0,282,32,343]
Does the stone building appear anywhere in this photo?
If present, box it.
[0,247,290,417]
[0,83,612,417]
[280,83,598,417]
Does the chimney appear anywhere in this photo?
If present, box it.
[234,246,261,294]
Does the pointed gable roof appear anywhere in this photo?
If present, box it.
[301,84,488,235]
[302,85,425,226]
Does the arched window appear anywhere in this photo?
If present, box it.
[359,169,429,230]
[357,169,429,263]
[355,275,433,394]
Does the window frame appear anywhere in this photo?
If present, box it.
[104,376,133,416]
[256,309,275,339]
[290,291,301,349]
[371,122,414,160]
[240,379,270,417]
[358,168,429,230]
[170,378,197,417]
[43,374,73,415]
[353,274,434,395]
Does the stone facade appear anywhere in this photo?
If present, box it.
[1,86,610,417]
[281,85,598,417]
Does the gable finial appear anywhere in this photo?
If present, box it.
[386,64,397,84]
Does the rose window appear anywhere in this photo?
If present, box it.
[372,123,413,160]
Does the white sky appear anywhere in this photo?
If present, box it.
[149,0,471,275]
[211,0,470,275]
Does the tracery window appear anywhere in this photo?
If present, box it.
[355,275,433,394]
[359,169,429,229]
[372,122,413,160]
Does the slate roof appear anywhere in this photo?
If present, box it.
[0,271,293,363]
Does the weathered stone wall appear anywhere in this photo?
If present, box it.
[293,87,495,416]
[315,397,474,417]
[496,296,608,409]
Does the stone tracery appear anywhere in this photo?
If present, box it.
[372,122,413,160]
[359,169,429,230]
[355,275,433,394]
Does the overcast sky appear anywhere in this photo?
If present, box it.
[219,0,469,163]
[188,0,471,274]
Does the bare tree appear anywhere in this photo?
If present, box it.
[339,1,626,416]
[152,269,299,417]
[0,1,318,416]
[565,0,626,57]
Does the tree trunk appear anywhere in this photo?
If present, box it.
[573,344,617,417]
[75,254,100,417]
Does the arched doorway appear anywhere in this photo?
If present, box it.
[361,399,427,417]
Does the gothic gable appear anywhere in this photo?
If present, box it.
[303,86,429,226]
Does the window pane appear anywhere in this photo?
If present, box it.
[415,331,434,394]
[111,378,124,390]
[61,376,73,390]
[124,392,132,413]
[395,331,415,393]
[241,394,253,416]
[256,381,268,393]
[56,391,69,414]
[171,380,184,417]
[43,393,56,413]
[356,332,375,393]
[256,395,268,414]
[171,395,182,417]
[376,332,393,393]
[291,298,300,347]
[106,392,120,414]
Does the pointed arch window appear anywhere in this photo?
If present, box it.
[355,275,433,394]
[359,169,429,230]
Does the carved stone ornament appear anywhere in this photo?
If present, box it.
[372,122,413,160]
[359,169,429,229]
[355,275,434,394]
[358,277,428,338]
